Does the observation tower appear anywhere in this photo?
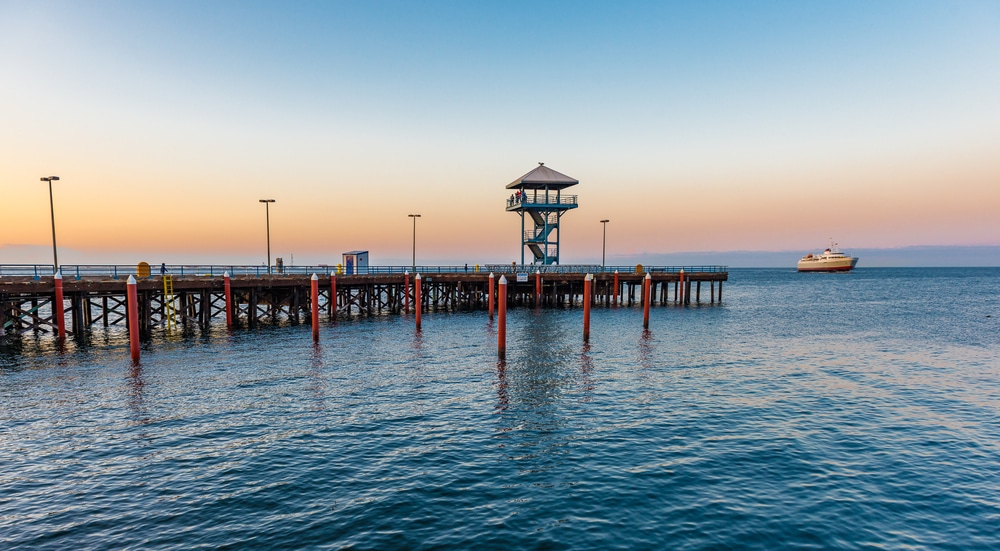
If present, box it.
[506,163,579,265]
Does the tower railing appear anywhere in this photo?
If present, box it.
[506,195,578,209]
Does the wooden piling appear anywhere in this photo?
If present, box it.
[583,273,592,342]
[613,270,620,306]
[311,274,319,342]
[127,275,140,363]
[488,272,495,320]
[498,275,507,359]
[330,274,337,320]
[678,268,685,305]
[643,272,651,329]
[404,271,410,314]
[535,270,541,307]
[223,271,233,328]
[53,272,66,340]
[1,267,727,345]
[415,273,422,330]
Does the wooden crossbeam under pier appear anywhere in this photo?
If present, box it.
[1,270,726,340]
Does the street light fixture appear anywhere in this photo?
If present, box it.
[40,176,61,274]
[259,199,276,274]
[600,219,610,272]
[408,214,421,273]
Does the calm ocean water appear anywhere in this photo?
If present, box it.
[2,268,998,549]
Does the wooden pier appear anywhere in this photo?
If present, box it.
[1,267,726,340]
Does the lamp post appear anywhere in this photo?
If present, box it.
[600,219,610,272]
[40,176,61,274]
[259,199,276,274]
[408,214,421,273]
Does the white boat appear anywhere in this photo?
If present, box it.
[797,241,858,272]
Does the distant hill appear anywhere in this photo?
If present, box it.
[613,246,1000,268]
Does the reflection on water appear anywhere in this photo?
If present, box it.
[307,342,326,410]
[494,359,508,413]
[638,328,653,371]
[579,343,594,399]
[127,363,148,425]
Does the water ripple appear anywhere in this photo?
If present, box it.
[1,268,999,549]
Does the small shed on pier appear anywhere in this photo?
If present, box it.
[342,251,369,275]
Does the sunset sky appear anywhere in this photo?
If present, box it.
[3,0,998,267]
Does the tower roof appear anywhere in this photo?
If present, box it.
[506,162,579,190]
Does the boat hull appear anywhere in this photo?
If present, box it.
[797,257,858,272]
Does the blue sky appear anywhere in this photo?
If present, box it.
[2,1,998,266]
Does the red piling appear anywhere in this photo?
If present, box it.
[678,268,685,305]
[53,271,65,340]
[223,271,233,328]
[488,272,495,320]
[535,270,541,306]
[404,271,410,314]
[127,275,140,363]
[311,274,319,342]
[498,275,507,359]
[643,272,651,329]
[330,274,337,320]
[415,273,422,330]
[583,273,592,342]
[613,270,620,306]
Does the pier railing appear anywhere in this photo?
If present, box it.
[0,263,727,279]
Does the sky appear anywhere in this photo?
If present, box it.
[2,0,999,267]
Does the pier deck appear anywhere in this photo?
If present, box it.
[1,265,726,339]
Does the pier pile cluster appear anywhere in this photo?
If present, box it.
[1,267,727,357]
